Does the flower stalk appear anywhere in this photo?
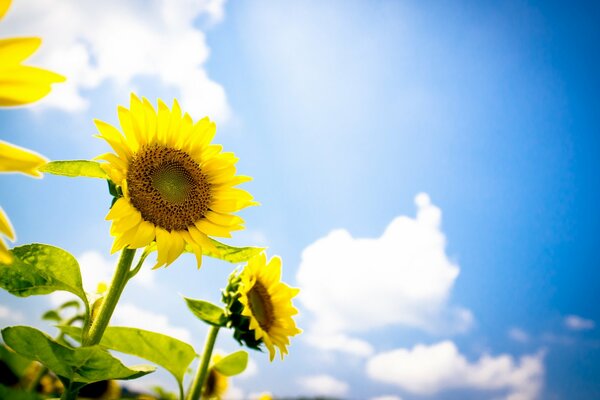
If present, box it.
[186,325,220,400]
[83,247,137,346]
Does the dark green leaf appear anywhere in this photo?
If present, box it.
[0,244,87,307]
[184,297,226,327]
[39,160,107,179]
[59,326,195,386]
[2,326,154,383]
[213,351,248,376]
[0,384,42,400]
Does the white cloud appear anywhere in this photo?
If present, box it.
[564,315,595,331]
[366,341,544,400]
[304,331,374,357]
[112,303,192,343]
[508,327,530,343]
[50,250,156,306]
[2,0,229,121]
[297,193,472,355]
[237,356,258,379]
[298,374,349,397]
[0,305,24,322]
[370,396,403,400]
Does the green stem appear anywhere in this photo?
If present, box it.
[60,381,78,400]
[83,248,137,346]
[186,325,220,400]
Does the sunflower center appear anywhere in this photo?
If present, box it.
[247,281,275,331]
[127,144,212,231]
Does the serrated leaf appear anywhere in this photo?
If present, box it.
[184,297,226,327]
[2,326,155,384]
[184,238,264,263]
[59,326,195,386]
[213,351,248,376]
[0,244,87,307]
[39,160,107,179]
[0,344,32,377]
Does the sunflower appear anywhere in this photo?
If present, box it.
[0,140,47,263]
[224,253,301,361]
[202,354,229,400]
[96,94,255,268]
[0,0,65,106]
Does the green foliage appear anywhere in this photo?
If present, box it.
[41,310,61,322]
[59,326,195,386]
[0,244,88,308]
[0,384,41,400]
[213,350,248,376]
[184,297,226,327]
[0,344,32,377]
[2,326,155,384]
[39,160,107,179]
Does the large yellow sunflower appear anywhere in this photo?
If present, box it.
[96,94,255,268]
[0,0,65,106]
[0,140,46,263]
[234,253,301,361]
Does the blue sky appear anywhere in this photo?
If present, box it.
[1,0,599,399]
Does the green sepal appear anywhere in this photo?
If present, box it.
[184,297,226,327]
[213,350,248,376]
[59,326,195,387]
[0,244,89,310]
[2,326,155,384]
[39,160,107,179]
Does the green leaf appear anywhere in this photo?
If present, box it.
[59,326,195,386]
[184,297,226,327]
[0,344,32,377]
[0,384,42,400]
[2,326,155,384]
[0,244,87,307]
[59,300,81,311]
[213,351,248,376]
[41,310,61,322]
[185,238,264,263]
[39,160,107,179]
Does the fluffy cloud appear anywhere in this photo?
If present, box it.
[50,250,155,306]
[367,341,544,400]
[2,0,229,120]
[112,303,192,343]
[298,374,349,397]
[564,315,595,331]
[297,193,472,355]
[508,327,530,343]
[0,305,24,323]
[370,396,403,400]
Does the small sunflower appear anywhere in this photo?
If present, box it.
[0,0,65,106]
[223,253,301,361]
[96,94,255,268]
[202,354,229,400]
[0,140,47,263]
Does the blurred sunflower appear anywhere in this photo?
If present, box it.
[0,140,46,263]
[224,253,301,361]
[0,0,65,106]
[202,354,228,400]
[96,94,255,268]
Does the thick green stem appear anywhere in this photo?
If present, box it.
[186,326,220,400]
[83,248,136,346]
[60,381,79,400]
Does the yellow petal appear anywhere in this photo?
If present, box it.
[0,0,11,21]
[0,37,41,65]
[128,221,155,248]
[0,140,46,177]
[0,238,12,264]
[0,206,15,240]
